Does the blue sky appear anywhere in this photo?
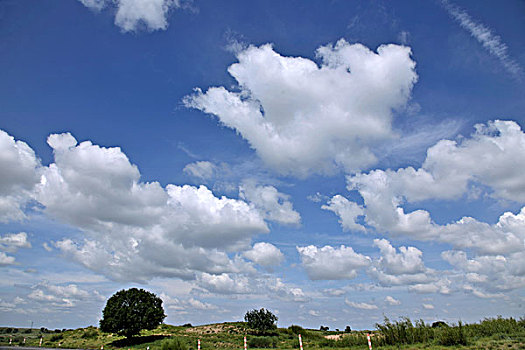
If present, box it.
[1,0,525,330]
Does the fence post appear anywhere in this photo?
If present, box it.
[366,333,372,350]
[298,334,303,350]
[244,336,247,350]
[198,339,201,350]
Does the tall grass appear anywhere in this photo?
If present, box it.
[375,317,434,346]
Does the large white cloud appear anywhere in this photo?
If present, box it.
[32,132,271,282]
[78,0,181,32]
[184,39,418,177]
[0,130,40,222]
[329,120,525,256]
[296,245,370,280]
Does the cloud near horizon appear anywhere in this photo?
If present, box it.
[0,129,305,291]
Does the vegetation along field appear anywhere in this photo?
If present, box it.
[0,316,524,350]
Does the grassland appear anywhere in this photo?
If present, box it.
[0,316,523,350]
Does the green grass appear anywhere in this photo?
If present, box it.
[0,317,523,350]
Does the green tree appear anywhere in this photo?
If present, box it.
[244,308,278,334]
[100,288,166,338]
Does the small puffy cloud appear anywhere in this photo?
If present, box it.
[385,296,401,305]
[344,299,378,310]
[240,181,301,225]
[0,232,31,253]
[243,242,284,267]
[197,273,252,295]
[0,252,16,266]
[297,245,370,280]
[422,303,434,310]
[267,278,309,302]
[0,130,40,222]
[308,310,320,317]
[373,239,424,275]
[79,0,182,32]
[408,279,452,295]
[0,232,32,267]
[79,0,107,11]
[185,39,417,177]
[161,293,217,311]
[183,161,218,180]
[322,195,365,232]
[367,239,439,289]
[307,192,328,203]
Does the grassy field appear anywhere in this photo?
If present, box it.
[0,316,523,350]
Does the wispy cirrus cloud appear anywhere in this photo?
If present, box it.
[440,0,523,78]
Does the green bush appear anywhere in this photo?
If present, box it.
[50,334,63,342]
[247,336,277,348]
[437,321,467,346]
[287,325,303,335]
[81,328,98,339]
[336,333,368,347]
[161,337,188,350]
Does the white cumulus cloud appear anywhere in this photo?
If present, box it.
[33,132,270,282]
[184,39,417,177]
[0,130,40,222]
[239,181,301,225]
[385,296,401,305]
[331,121,525,256]
[78,0,182,32]
[297,245,370,280]
[243,242,284,267]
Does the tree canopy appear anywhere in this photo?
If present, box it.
[100,288,166,338]
[244,308,278,334]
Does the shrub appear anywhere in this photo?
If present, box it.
[319,326,329,331]
[81,328,98,339]
[437,321,467,346]
[248,336,277,348]
[336,333,368,347]
[432,321,449,328]
[161,338,188,350]
[50,334,63,342]
[344,326,351,333]
[288,325,304,334]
